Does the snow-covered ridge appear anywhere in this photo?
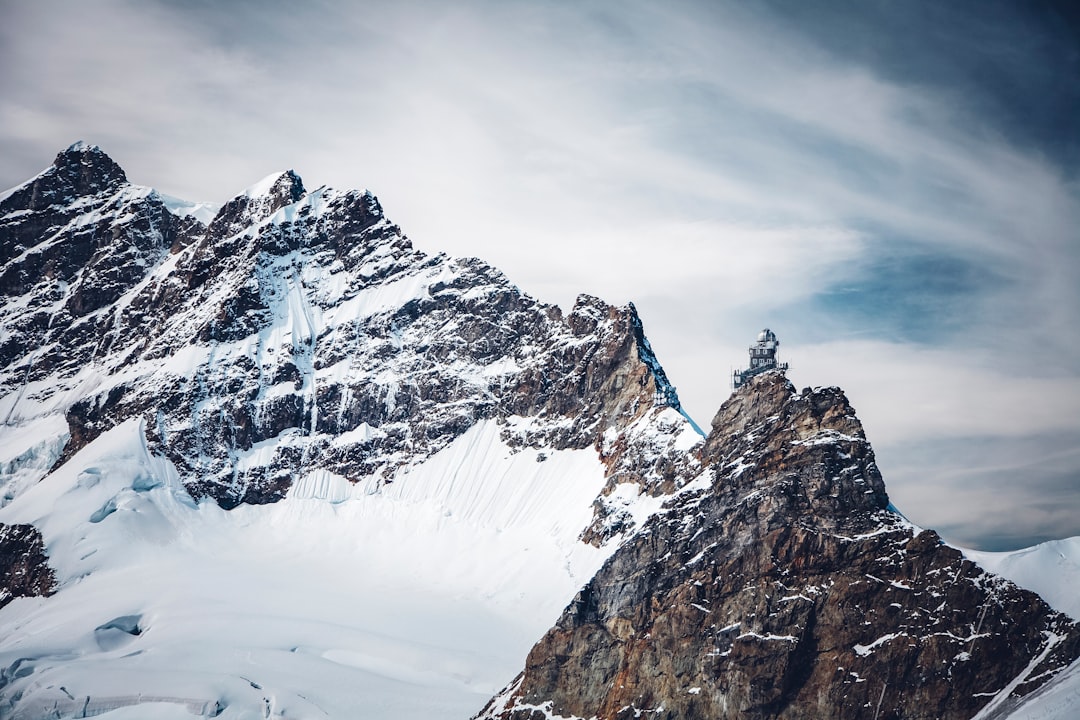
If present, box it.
[242,169,293,198]
[961,537,1080,620]
[65,139,100,153]
[156,191,219,225]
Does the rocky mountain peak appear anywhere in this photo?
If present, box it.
[244,169,305,200]
[3,144,696,519]
[479,371,1080,720]
[51,141,129,196]
[0,141,128,214]
[1,144,186,370]
[698,371,888,522]
[206,169,307,236]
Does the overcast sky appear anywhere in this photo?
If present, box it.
[2,0,1078,550]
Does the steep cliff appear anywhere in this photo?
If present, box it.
[0,523,55,610]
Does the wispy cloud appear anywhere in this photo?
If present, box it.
[1,0,1076,549]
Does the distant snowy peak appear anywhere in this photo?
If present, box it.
[242,169,302,199]
[157,192,220,225]
[208,168,307,235]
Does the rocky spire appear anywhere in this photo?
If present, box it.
[478,372,1080,720]
[0,143,185,370]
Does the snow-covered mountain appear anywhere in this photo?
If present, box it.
[1,144,1077,720]
[0,143,699,719]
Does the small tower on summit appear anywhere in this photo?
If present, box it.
[733,328,789,389]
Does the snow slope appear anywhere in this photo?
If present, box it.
[997,658,1080,720]
[0,415,649,719]
[962,538,1080,621]
[962,538,1080,720]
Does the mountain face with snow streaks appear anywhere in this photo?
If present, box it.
[1,143,690,514]
[0,144,1077,720]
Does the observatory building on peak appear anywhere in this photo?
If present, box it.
[733,328,789,389]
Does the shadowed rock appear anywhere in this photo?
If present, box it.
[0,523,55,610]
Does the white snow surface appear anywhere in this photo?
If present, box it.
[998,658,1080,720]
[0,419,618,719]
[961,538,1080,621]
[157,192,220,225]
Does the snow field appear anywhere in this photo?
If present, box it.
[961,539,1080,621]
[0,419,615,719]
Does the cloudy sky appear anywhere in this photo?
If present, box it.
[2,0,1078,550]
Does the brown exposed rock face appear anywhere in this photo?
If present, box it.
[478,373,1080,720]
[0,524,55,610]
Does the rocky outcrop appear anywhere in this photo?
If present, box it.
[478,372,1080,720]
[0,523,55,609]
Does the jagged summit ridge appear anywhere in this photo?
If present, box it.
[479,372,1080,720]
[1,141,128,212]
[1,142,694,520]
[209,168,308,237]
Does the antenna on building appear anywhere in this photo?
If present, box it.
[733,328,789,389]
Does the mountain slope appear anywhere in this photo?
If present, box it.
[1,142,696,518]
[478,373,1080,720]
[0,144,698,719]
